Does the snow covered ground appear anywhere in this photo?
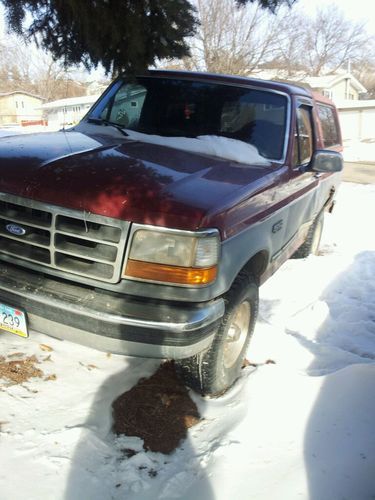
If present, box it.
[343,139,375,163]
[0,125,59,138]
[0,182,374,500]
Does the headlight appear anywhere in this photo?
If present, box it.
[124,226,220,286]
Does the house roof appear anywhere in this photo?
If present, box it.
[0,90,44,100]
[41,94,100,110]
[250,70,367,94]
[303,73,367,93]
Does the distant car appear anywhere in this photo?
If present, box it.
[0,70,343,396]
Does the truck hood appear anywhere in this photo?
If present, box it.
[0,129,276,229]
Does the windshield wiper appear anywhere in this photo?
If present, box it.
[87,117,129,136]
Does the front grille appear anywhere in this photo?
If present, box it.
[0,193,130,283]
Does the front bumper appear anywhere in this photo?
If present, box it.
[0,262,224,359]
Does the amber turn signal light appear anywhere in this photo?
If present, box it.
[125,259,217,285]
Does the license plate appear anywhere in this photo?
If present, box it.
[0,303,28,338]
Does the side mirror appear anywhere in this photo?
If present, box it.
[311,150,343,173]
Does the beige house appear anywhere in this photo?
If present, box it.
[0,91,44,125]
[302,73,367,101]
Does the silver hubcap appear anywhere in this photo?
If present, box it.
[223,301,251,369]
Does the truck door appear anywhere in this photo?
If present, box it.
[283,98,320,251]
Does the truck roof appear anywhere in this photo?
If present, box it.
[144,69,313,99]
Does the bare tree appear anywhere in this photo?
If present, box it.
[0,38,34,91]
[304,6,370,76]
[181,0,283,76]
[0,35,97,100]
[168,2,373,81]
[32,51,85,101]
[269,9,309,76]
[273,5,373,77]
[351,44,375,99]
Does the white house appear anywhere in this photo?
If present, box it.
[335,100,375,141]
[41,94,100,128]
[300,74,374,140]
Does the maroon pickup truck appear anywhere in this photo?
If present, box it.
[0,71,342,395]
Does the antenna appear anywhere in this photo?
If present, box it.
[62,68,69,130]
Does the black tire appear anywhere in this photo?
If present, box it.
[176,273,259,397]
[292,212,324,259]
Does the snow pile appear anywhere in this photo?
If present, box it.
[125,129,270,165]
[0,182,374,500]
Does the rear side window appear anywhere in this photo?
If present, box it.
[317,104,340,148]
[293,105,314,166]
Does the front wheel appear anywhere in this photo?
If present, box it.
[176,273,259,397]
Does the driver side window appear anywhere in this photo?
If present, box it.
[101,84,146,128]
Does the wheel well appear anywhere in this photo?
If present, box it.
[240,250,269,284]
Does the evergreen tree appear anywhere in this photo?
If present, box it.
[1,0,295,76]
[236,0,295,12]
[1,0,197,75]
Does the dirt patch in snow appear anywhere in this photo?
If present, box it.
[112,361,201,454]
[0,354,44,385]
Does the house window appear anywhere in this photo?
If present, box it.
[15,101,18,109]
[317,104,340,148]
[322,89,332,99]
[21,101,24,108]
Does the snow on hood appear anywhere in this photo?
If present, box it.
[125,130,270,166]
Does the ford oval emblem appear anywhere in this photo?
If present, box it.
[6,223,26,236]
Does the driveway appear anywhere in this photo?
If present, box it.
[343,162,375,184]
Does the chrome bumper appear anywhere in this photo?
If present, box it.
[0,262,224,358]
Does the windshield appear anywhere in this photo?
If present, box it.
[96,77,288,161]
